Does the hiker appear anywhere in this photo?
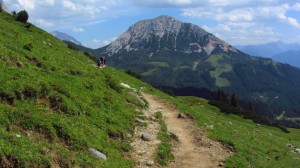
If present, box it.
[99,56,106,68]
[97,57,102,68]
[102,56,106,67]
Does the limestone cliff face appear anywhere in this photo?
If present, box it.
[104,15,237,56]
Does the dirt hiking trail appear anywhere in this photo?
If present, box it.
[131,93,231,168]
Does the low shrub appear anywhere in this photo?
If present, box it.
[16,10,29,23]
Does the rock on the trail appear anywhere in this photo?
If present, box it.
[146,160,154,166]
[287,143,293,148]
[141,132,151,141]
[177,113,187,119]
[88,148,107,160]
[136,118,145,125]
[218,162,224,167]
[294,148,300,154]
[149,116,156,121]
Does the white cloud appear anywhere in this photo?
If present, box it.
[35,18,53,27]
[291,3,300,10]
[183,2,300,44]
[4,0,121,30]
[85,37,117,49]
[216,24,231,32]
[132,0,296,9]
[287,17,300,28]
[62,0,76,10]
[72,27,85,33]
[287,35,300,43]
[203,21,280,45]
[18,0,35,10]
[45,0,55,6]
[181,4,291,22]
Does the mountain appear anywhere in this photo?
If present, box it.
[272,49,300,68]
[236,41,300,68]
[104,15,237,56]
[101,15,300,121]
[236,41,300,58]
[1,10,300,168]
[50,30,82,45]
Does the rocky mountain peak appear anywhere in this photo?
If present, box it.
[131,15,182,35]
[104,15,237,55]
[50,31,82,46]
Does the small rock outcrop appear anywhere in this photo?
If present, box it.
[141,132,151,141]
[146,160,154,166]
[177,113,187,119]
[136,118,145,125]
[88,148,107,160]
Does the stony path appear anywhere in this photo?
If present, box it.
[131,92,231,168]
[130,95,161,168]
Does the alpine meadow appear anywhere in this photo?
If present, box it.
[1,1,300,168]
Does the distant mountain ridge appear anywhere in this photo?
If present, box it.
[236,41,300,68]
[235,41,300,58]
[272,49,300,68]
[100,15,300,123]
[50,31,82,46]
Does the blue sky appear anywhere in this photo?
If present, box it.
[3,0,300,49]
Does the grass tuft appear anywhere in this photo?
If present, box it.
[155,111,174,166]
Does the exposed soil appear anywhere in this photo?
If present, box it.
[133,93,232,168]
[130,95,162,168]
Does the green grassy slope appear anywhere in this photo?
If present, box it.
[1,11,300,168]
[0,11,149,167]
[149,90,300,168]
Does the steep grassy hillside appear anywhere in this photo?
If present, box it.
[1,11,300,168]
[0,11,149,167]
